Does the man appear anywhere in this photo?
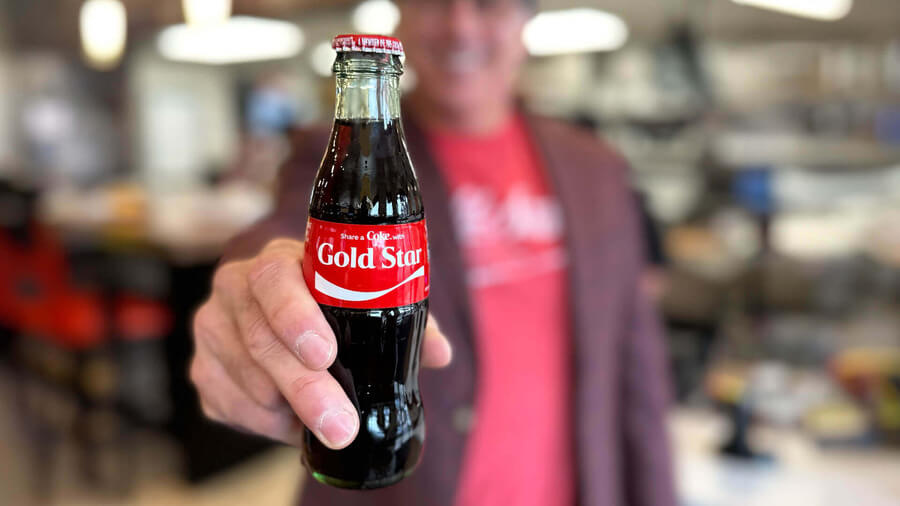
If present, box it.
[190,0,677,505]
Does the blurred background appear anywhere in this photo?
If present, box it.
[1,0,899,504]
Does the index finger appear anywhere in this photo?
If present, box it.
[247,239,337,371]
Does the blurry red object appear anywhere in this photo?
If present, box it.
[50,291,107,350]
[114,295,172,340]
[0,223,107,349]
[0,224,68,335]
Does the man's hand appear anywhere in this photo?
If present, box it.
[191,239,452,449]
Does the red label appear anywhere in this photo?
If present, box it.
[302,218,429,309]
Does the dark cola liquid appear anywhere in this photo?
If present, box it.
[304,119,428,489]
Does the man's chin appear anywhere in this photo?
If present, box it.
[410,81,510,128]
[430,87,491,113]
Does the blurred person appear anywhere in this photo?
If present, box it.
[190,0,676,505]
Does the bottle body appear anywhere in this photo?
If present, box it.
[301,39,428,490]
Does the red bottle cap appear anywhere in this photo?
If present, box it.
[332,34,404,56]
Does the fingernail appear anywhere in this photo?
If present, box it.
[319,409,358,448]
[295,330,333,369]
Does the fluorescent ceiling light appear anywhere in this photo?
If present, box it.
[80,0,127,69]
[731,0,852,21]
[310,42,337,77]
[183,0,232,27]
[523,9,628,56]
[157,17,304,65]
[352,0,400,35]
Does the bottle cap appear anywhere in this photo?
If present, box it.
[332,34,404,56]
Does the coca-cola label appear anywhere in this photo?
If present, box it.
[303,218,429,309]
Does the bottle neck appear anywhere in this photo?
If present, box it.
[334,53,403,122]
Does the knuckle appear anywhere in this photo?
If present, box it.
[254,388,285,412]
[267,238,304,252]
[247,255,286,292]
[242,369,283,410]
[192,304,215,341]
[243,315,280,361]
[212,262,245,295]
[192,306,229,356]
[199,400,220,422]
[267,299,299,341]
[286,373,324,404]
[217,399,240,425]
[188,357,206,388]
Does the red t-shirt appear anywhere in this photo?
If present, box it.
[427,116,574,506]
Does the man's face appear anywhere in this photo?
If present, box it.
[396,0,531,118]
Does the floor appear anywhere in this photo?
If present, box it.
[3,367,899,506]
[672,409,900,506]
[0,368,303,506]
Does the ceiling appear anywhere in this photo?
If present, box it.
[1,0,355,51]
[575,0,900,41]
[2,0,898,55]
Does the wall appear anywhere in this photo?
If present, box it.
[130,48,238,190]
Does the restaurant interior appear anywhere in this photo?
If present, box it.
[1,0,899,504]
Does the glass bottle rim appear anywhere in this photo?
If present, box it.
[333,52,403,77]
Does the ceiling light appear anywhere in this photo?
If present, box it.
[80,0,127,70]
[310,42,337,77]
[157,17,304,65]
[522,9,628,56]
[183,0,232,27]
[352,0,400,35]
[731,0,852,21]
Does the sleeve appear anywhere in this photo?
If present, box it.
[220,129,328,262]
[620,193,678,506]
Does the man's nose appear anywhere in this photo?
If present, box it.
[445,0,482,41]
